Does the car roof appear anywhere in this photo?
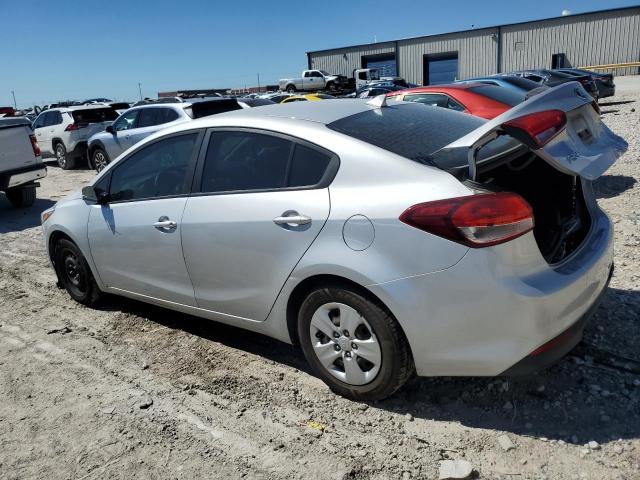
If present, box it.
[391,83,483,94]
[184,99,377,126]
[48,105,116,112]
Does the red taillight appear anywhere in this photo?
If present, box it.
[399,192,534,248]
[64,123,86,131]
[502,110,567,149]
[29,134,41,157]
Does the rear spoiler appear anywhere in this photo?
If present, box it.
[439,82,627,181]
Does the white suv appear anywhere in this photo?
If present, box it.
[32,106,118,169]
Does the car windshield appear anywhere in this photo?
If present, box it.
[327,103,483,168]
[319,71,330,76]
[467,85,526,106]
[72,108,118,124]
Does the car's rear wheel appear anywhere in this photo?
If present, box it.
[92,148,110,172]
[5,185,36,208]
[286,85,297,93]
[55,142,75,170]
[53,238,102,306]
[297,285,414,400]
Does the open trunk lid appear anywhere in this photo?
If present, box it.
[439,81,627,181]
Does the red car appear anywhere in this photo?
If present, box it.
[386,83,525,119]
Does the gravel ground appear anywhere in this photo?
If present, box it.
[0,93,638,480]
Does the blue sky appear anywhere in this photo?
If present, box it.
[1,0,636,107]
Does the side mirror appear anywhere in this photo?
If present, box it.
[82,186,110,204]
[105,125,114,134]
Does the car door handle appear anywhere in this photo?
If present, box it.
[153,217,177,230]
[273,213,311,226]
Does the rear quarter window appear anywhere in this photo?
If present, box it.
[72,108,118,124]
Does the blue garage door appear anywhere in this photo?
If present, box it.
[363,54,397,77]
[424,53,458,85]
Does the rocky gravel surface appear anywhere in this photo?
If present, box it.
[0,93,638,480]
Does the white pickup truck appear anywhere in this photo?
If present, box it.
[0,118,46,207]
[278,70,350,93]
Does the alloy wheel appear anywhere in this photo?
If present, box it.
[309,302,381,386]
[94,151,107,172]
[56,145,66,168]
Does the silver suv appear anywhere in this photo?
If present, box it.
[88,98,274,171]
[32,106,119,169]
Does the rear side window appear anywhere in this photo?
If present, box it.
[137,108,179,128]
[404,93,448,107]
[72,108,118,124]
[201,131,292,193]
[199,131,337,194]
[327,103,483,167]
[109,134,198,201]
[467,85,525,106]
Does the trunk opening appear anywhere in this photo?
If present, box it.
[473,154,592,264]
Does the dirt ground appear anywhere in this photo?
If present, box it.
[1,94,639,480]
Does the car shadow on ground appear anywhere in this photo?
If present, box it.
[97,284,640,446]
[598,100,635,107]
[594,174,637,199]
[0,196,56,233]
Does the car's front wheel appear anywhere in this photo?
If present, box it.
[92,148,110,172]
[53,238,102,306]
[298,285,414,400]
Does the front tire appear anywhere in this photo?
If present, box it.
[53,238,102,306]
[55,142,75,170]
[92,147,110,172]
[298,285,414,401]
[6,185,36,207]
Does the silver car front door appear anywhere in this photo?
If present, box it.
[181,130,335,321]
[107,109,140,158]
[87,132,201,305]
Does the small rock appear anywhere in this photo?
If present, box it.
[138,397,153,409]
[142,362,149,370]
[438,459,473,480]
[503,401,514,411]
[579,449,590,458]
[47,326,72,335]
[497,434,516,452]
[402,472,411,480]
[614,444,624,455]
[588,440,601,450]
[405,413,414,422]
[632,379,640,387]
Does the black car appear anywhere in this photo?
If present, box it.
[555,68,615,98]
[504,69,600,100]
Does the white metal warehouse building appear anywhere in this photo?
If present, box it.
[307,6,640,86]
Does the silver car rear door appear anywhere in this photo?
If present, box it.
[442,82,627,180]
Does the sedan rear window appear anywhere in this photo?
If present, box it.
[466,85,525,106]
[72,108,118,124]
[187,99,243,119]
[327,103,483,167]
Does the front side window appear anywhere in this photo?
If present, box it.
[114,110,139,131]
[137,108,160,128]
[109,134,198,201]
[33,113,46,129]
[310,71,323,78]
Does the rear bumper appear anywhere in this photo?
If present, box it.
[0,163,47,190]
[368,206,614,377]
[500,262,613,375]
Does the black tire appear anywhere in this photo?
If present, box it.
[326,81,335,91]
[53,238,102,306]
[298,285,414,401]
[6,185,36,208]
[55,142,75,170]
[92,147,110,172]
[286,84,297,93]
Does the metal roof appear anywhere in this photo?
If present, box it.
[306,5,640,55]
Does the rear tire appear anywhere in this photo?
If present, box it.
[286,84,297,93]
[92,147,110,172]
[53,238,102,306]
[297,285,414,401]
[6,185,36,208]
[55,142,75,170]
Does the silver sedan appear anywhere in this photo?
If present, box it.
[41,83,627,400]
